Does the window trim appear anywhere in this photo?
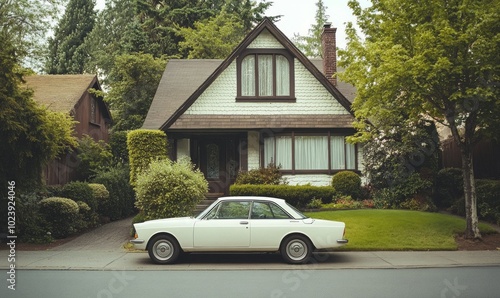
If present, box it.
[260,131,358,175]
[236,49,295,102]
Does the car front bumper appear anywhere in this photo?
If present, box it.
[130,239,146,250]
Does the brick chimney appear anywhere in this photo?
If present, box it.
[321,22,337,86]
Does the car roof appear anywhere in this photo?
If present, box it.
[217,196,285,204]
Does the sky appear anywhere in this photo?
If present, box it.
[95,0,371,50]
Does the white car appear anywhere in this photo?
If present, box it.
[131,196,348,264]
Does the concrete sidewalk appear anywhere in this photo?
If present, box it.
[0,250,500,271]
[2,249,500,271]
[1,216,500,271]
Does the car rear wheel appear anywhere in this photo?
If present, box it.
[280,235,312,264]
[148,235,181,264]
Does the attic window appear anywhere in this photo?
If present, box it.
[90,97,97,123]
[237,49,295,101]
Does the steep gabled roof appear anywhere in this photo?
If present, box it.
[144,17,355,131]
[24,74,112,120]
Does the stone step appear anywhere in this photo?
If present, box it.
[193,193,224,215]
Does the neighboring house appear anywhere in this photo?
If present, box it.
[438,126,500,179]
[143,18,362,195]
[24,74,112,185]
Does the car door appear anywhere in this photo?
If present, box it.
[249,201,296,249]
[193,201,251,248]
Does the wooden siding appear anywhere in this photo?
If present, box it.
[441,138,500,179]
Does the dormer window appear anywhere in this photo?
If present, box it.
[237,49,295,101]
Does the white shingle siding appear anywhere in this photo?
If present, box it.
[248,29,285,49]
[283,174,332,186]
[186,60,349,115]
[247,131,260,170]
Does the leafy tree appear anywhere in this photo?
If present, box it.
[1,33,78,190]
[178,10,245,59]
[293,0,329,58]
[340,0,500,239]
[45,0,96,74]
[74,135,113,181]
[0,0,64,68]
[105,53,166,131]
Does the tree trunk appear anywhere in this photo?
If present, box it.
[461,149,481,239]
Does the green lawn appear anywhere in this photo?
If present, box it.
[305,209,497,251]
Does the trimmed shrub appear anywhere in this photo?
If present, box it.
[127,129,168,186]
[88,183,110,216]
[372,173,432,209]
[92,164,135,220]
[109,130,129,163]
[331,171,361,199]
[135,159,208,220]
[75,201,99,230]
[235,162,285,185]
[433,168,463,208]
[39,197,79,238]
[60,181,97,211]
[229,184,336,208]
[476,179,500,225]
[16,193,52,243]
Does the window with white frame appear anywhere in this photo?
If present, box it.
[264,134,356,173]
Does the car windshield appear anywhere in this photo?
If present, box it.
[286,202,308,219]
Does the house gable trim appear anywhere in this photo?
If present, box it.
[160,18,353,130]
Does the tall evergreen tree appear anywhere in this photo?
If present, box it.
[84,0,136,80]
[293,0,329,58]
[45,0,96,74]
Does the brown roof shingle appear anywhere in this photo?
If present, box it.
[169,114,355,130]
[24,74,98,113]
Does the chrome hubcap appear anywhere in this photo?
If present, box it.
[154,240,173,260]
[287,239,307,260]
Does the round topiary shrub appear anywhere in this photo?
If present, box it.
[331,171,362,199]
[39,197,79,238]
[135,159,208,220]
[60,181,97,211]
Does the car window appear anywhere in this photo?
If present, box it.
[251,201,291,219]
[207,201,251,219]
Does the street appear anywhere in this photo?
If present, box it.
[2,267,500,298]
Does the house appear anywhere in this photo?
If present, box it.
[24,74,112,185]
[143,18,362,195]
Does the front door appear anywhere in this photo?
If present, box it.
[198,138,239,194]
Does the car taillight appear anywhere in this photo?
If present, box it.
[134,233,138,239]
[343,228,346,237]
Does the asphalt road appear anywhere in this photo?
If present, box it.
[2,267,500,298]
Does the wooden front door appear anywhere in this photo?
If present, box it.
[199,138,239,195]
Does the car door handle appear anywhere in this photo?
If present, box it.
[240,221,249,225]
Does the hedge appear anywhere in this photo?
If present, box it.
[92,164,135,220]
[127,129,168,186]
[39,197,79,238]
[60,181,97,211]
[229,184,336,208]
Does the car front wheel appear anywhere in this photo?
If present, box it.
[280,235,312,264]
[148,235,181,264]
